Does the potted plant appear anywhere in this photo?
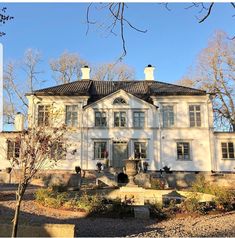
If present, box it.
[75,166,81,174]
[163,165,171,174]
[143,161,149,173]
[5,167,12,174]
[96,162,102,173]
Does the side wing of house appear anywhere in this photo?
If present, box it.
[214,132,235,172]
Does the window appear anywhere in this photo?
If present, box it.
[38,105,50,126]
[51,142,65,160]
[7,140,20,160]
[133,112,145,128]
[114,112,126,127]
[189,105,201,127]
[162,105,174,128]
[221,142,235,159]
[177,142,190,160]
[113,97,127,105]
[95,112,107,127]
[65,105,78,127]
[94,142,107,160]
[134,142,147,159]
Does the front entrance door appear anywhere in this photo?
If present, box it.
[113,142,128,168]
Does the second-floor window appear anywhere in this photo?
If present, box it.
[114,112,126,127]
[133,112,145,128]
[221,142,235,159]
[7,140,20,160]
[189,105,201,127]
[134,142,147,159]
[38,105,50,126]
[162,105,174,128]
[177,142,190,160]
[95,112,107,127]
[65,105,78,127]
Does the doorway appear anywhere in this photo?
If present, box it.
[112,142,128,168]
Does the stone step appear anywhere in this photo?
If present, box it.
[134,206,150,219]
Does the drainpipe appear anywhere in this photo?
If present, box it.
[80,105,84,170]
[153,100,161,171]
[207,95,216,172]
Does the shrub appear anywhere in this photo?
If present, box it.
[151,178,165,189]
[180,194,201,213]
[191,175,210,193]
[35,188,53,205]
[75,192,104,212]
[35,188,68,208]
[212,187,234,211]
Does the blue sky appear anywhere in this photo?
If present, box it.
[1,2,235,86]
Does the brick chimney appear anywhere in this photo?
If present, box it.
[144,64,155,81]
[81,65,90,80]
[15,112,24,131]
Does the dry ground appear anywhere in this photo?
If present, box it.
[0,184,235,237]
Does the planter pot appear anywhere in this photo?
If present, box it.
[124,159,140,186]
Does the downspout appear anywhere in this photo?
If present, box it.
[153,100,161,170]
[207,95,216,172]
[80,105,84,170]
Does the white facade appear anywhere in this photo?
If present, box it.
[1,80,235,173]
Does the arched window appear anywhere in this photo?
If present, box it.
[113,97,127,105]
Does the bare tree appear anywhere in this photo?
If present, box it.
[0,7,13,37]
[86,3,235,59]
[92,62,135,81]
[49,52,88,84]
[3,49,44,124]
[8,122,67,237]
[179,31,235,131]
[86,3,147,59]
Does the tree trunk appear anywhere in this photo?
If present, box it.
[11,196,22,238]
[232,123,235,132]
[11,182,27,238]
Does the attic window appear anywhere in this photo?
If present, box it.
[113,97,127,105]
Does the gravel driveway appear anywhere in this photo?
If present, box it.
[0,184,235,237]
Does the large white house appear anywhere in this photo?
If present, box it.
[1,65,235,174]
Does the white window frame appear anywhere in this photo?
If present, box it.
[176,141,191,161]
[189,105,201,127]
[94,141,108,160]
[132,140,148,160]
[114,111,127,128]
[65,105,78,127]
[221,142,235,159]
[133,111,145,128]
[162,105,175,128]
[94,111,107,127]
[37,104,50,127]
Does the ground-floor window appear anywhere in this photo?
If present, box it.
[94,141,107,160]
[134,142,147,159]
[51,142,65,160]
[177,142,190,160]
[7,140,20,160]
[221,142,234,159]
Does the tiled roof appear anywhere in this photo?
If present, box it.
[28,80,206,104]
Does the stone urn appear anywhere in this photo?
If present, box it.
[124,159,140,186]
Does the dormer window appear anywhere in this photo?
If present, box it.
[113,97,127,105]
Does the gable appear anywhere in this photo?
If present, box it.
[84,89,155,110]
